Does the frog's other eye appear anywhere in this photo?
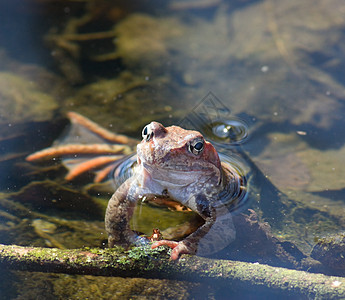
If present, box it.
[142,125,154,141]
[189,139,204,155]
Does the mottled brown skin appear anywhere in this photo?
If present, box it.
[105,122,243,259]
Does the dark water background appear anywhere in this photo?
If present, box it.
[0,0,344,298]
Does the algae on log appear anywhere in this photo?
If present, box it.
[0,244,344,298]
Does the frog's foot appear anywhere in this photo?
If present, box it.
[151,240,196,260]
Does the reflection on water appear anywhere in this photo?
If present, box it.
[1,0,345,298]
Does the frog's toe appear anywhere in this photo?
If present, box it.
[151,240,178,250]
[151,240,195,260]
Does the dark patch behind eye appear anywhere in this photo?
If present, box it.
[196,194,211,218]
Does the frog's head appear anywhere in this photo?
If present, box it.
[136,122,221,188]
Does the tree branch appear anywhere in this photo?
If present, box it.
[0,244,344,298]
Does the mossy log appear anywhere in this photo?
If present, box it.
[0,244,344,298]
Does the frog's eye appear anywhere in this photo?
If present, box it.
[142,125,154,141]
[189,139,204,155]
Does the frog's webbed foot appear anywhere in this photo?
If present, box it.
[151,206,236,260]
[151,240,196,260]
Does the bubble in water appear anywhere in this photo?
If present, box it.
[205,118,249,145]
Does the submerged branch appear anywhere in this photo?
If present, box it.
[0,244,344,298]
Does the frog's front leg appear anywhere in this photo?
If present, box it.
[105,179,139,248]
[152,199,235,260]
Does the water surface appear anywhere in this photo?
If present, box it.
[0,0,345,298]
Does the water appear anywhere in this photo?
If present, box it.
[1,0,345,298]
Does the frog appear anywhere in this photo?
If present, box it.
[27,112,246,260]
[28,113,324,269]
[105,121,246,260]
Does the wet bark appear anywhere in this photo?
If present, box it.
[0,243,344,299]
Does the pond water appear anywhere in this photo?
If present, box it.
[0,0,345,298]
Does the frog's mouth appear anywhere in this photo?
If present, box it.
[140,160,220,187]
[140,158,218,173]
